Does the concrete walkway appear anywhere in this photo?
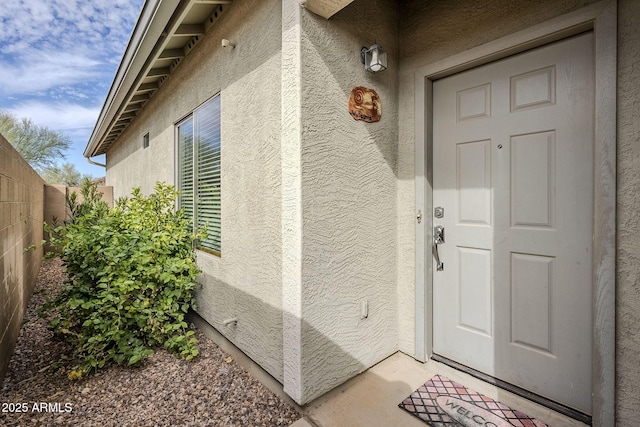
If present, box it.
[291,352,588,427]
[191,314,587,427]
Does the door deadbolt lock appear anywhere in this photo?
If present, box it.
[435,207,444,218]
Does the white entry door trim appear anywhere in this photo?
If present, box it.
[413,1,616,425]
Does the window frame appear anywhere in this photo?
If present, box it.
[175,94,221,257]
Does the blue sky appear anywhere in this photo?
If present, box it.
[0,0,145,177]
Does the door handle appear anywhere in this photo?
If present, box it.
[433,225,444,271]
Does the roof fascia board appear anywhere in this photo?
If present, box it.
[84,0,181,157]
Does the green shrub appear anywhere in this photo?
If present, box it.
[43,180,204,378]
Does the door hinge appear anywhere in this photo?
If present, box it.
[417,210,422,224]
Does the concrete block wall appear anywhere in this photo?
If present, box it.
[43,184,113,253]
[0,133,44,383]
[65,185,113,208]
[43,185,66,225]
[43,185,66,254]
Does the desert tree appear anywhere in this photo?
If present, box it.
[0,109,71,171]
[40,161,95,186]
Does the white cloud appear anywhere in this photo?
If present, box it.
[0,0,140,52]
[0,51,102,95]
[7,101,100,135]
[0,0,143,96]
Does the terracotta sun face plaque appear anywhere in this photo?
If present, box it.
[348,86,381,123]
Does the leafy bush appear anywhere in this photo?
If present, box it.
[43,180,204,378]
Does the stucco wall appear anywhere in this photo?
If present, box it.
[294,0,399,403]
[281,0,304,403]
[615,0,640,423]
[0,134,44,383]
[106,0,284,381]
[395,0,604,357]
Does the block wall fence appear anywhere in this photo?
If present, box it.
[43,184,113,254]
[0,133,45,383]
[1,133,112,383]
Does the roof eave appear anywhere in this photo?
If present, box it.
[302,0,354,19]
[84,0,181,158]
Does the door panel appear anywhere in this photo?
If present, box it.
[457,140,491,225]
[432,32,594,414]
[458,247,492,336]
[510,252,553,353]
[510,131,555,228]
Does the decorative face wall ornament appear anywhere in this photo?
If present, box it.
[348,86,381,123]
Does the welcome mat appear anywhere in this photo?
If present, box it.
[399,375,548,427]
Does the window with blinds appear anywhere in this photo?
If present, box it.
[177,95,221,255]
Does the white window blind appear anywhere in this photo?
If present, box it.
[177,118,194,229]
[177,96,221,255]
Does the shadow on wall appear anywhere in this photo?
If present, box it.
[194,265,403,406]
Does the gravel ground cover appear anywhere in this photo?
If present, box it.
[0,258,301,427]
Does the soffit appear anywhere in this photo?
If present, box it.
[85,0,233,158]
[302,0,354,19]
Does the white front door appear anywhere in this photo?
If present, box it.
[432,32,594,414]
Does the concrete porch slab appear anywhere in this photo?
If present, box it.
[301,352,589,427]
[191,313,587,427]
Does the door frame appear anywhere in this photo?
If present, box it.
[413,1,616,425]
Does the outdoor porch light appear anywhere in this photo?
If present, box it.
[360,44,387,73]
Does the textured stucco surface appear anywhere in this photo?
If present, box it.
[294,0,399,404]
[281,0,304,404]
[106,0,284,381]
[395,0,603,358]
[616,0,640,423]
[0,134,44,383]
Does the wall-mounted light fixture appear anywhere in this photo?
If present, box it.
[360,44,387,73]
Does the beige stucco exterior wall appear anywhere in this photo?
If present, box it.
[281,0,304,402]
[0,134,44,383]
[615,0,640,423]
[109,0,399,405]
[281,0,399,404]
[106,0,284,381]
